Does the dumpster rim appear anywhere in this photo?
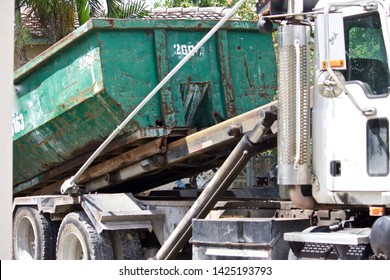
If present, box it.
[14,18,260,81]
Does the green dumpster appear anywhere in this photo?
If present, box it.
[13,18,277,194]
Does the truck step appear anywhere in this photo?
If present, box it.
[284,230,370,245]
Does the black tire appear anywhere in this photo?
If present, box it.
[13,206,58,260]
[56,212,114,260]
[110,230,143,260]
[287,249,298,260]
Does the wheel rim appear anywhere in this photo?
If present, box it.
[61,233,87,260]
[16,217,36,260]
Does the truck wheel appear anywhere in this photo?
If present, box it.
[13,207,58,260]
[110,230,143,259]
[56,212,113,260]
[287,249,298,260]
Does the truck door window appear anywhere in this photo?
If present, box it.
[367,118,389,176]
[343,12,390,96]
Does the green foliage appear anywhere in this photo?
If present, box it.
[349,27,384,60]
[18,0,150,40]
[14,0,149,68]
[24,0,75,41]
[236,0,257,20]
[76,0,92,25]
[114,0,150,18]
[14,23,32,56]
[105,0,122,17]
[345,12,387,62]
[154,0,258,20]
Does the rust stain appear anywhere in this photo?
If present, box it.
[78,137,167,183]
[121,72,136,85]
[107,19,116,28]
[156,55,162,79]
[213,112,225,123]
[161,99,170,117]
[217,32,236,118]
[62,81,78,92]
[226,60,236,116]
[30,181,62,196]
[71,139,103,157]
[82,105,106,119]
[145,30,153,38]
[65,80,104,104]
[243,58,254,88]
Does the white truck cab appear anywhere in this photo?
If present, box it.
[312,1,390,206]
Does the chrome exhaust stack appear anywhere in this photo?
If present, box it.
[277,1,313,208]
[277,23,311,186]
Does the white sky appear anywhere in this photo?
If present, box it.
[145,0,163,8]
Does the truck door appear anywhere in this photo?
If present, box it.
[313,9,390,199]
